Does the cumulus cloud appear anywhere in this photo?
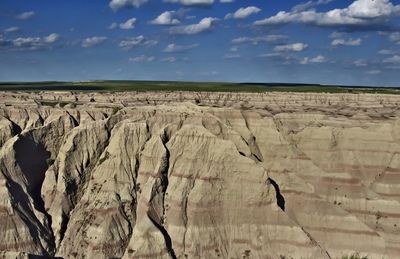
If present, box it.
[232,35,287,45]
[300,55,327,64]
[274,43,308,52]
[119,35,158,50]
[44,33,60,43]
[225,6,261,20]
[82,36,107,48]
[254,0,400,29]
[163,43,199,53]
[119,18,137,29]
[331,38,362,46]
[16,11,35,20]
[383,55,400,64]
[109,0,148,10]
[150,11,181,25]
[4,27,20,33]
[129,55,155,62]
[0,33,61,51]
[169,17,218,35]
[11,37,42,49]
[164,0,213,6]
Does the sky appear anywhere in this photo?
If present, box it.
[0,0,400,86]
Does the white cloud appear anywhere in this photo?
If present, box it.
[254,0,400,28]
[119,35,158,50]
[44,33,60,43]
[163,43,199,52]
[164,0,214,6]
[232,35,287,45]
[16,11,35,20]
[354,59,368,67]
[0,33,60,51]
[230,46,238,52]
[378,49,394,55]
[129,55,155,62]
[161,57,178,62]
[259,53,284,58]
[223,53,241,59]
[12,37,42,49]
[119,18,137,29]
[4,27,20,33]
[82,36,107,48]
[389,32,400,44]
[383,55,400,64]
[110,0,148,10]
[292,0,334,12]
[274,43,308,52]
[300,55,327,64]
[331,38,362,46]
[108,22,118,30]
[225,6,261,20]
[329,31,345,38]
[367,69,382,75]
[169,17,218,35]
[150,11,181,25]
[347,0,398,19]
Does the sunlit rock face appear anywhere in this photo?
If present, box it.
[0,91,400,258]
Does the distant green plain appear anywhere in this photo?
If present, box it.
[0,80,399,94]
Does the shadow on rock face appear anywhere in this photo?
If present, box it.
[268,178,285,211]
[14,134,51,213]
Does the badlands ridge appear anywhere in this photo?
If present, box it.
[0,91,400,258]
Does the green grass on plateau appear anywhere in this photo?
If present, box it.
[0,80,399,94]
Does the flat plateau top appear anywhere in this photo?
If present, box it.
[1,80,399,94]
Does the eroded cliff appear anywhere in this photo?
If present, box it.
[0,91,399,258]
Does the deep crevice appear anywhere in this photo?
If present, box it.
[4,179,54,256]
[148,214,177,259]
[267,178,285,211]
[14,134,51,214]
[13,134,56,254]
[116,192,134,252]
[9,119,22,135]
[57,122,115,247]
[143,130,177,259]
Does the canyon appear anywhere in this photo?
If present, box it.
[0,91,400,258]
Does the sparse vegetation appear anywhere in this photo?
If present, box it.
[98,151,110,165]
[341,253,368,259]
[0,80,399,94]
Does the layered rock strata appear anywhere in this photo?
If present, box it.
[0,91,399,258]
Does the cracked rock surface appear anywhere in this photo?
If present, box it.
[0,91,400,258]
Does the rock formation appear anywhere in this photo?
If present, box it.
[0,91,399,258]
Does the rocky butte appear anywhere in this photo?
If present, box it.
[0,91,399,259]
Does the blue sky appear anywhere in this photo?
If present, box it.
[0,0,400,86]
